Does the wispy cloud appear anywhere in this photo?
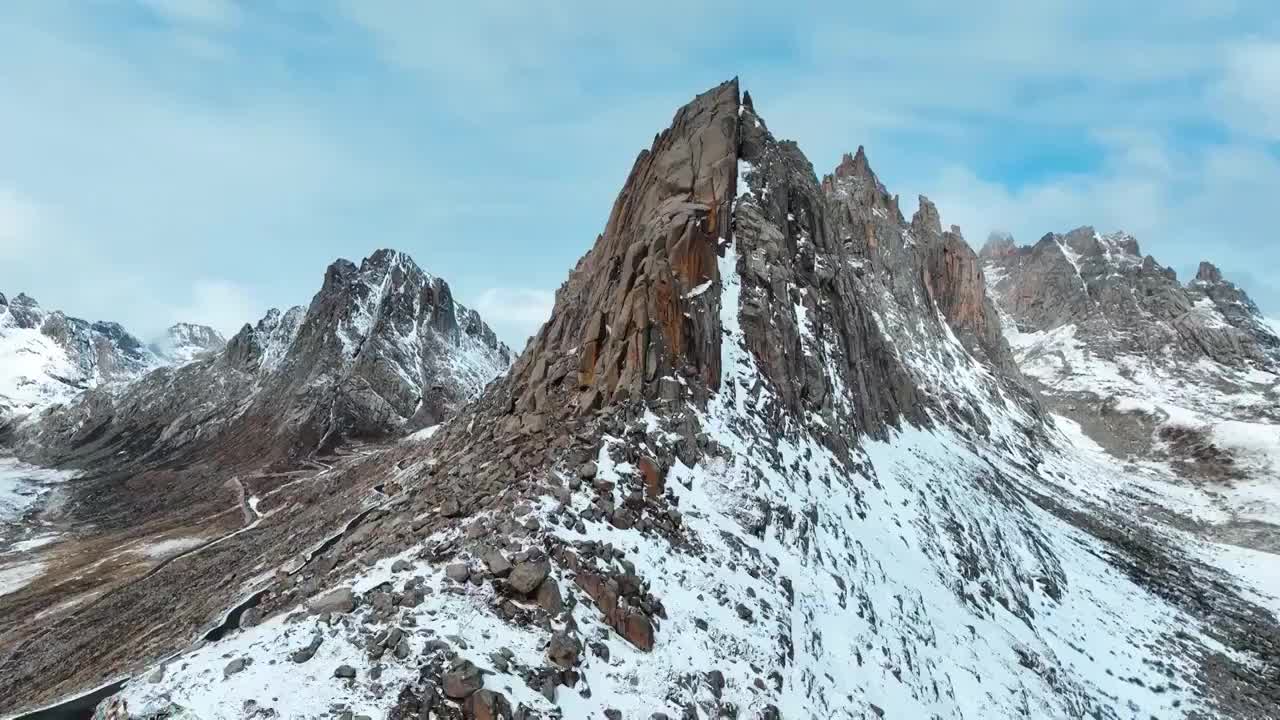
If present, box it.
[136,0,242,29]
[473,288,555,349]
[166,279,260,338]
[1213,40,1280,140]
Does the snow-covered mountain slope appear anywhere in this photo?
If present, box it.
[5,78,1266,720]
[0,292,228,434]
[981,230,1280,549]
[148,322,227,365]
[14,250,512,470]
[0,293,157,424]
[0,253,515,716]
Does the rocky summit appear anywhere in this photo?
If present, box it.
[0,80,1277,720]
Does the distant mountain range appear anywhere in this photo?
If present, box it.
[0,292,225,425]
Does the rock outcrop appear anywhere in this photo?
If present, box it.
[506,80,738,417]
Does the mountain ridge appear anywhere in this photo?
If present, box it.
[1,80,1277,719]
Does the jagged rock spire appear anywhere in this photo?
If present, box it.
[506,79,741,417]
[911,195,943,236]
[833,145,875,181]
[979,231,1017,259]
[821,145,899,220]
[1196,260,1224,284]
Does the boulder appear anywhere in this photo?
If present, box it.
[223,658,249,678]
[508,561,550,595]
[446,563,470,583]
[443,659,484,699]
[547,631,582,668]
[536,578,563,614]
[482,549,513,578]
[463,689,511,720]
[309,587,356,615]
[291,633,324,663]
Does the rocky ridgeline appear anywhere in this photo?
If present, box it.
[980,227,1278,370]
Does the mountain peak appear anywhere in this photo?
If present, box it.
[504,78,739,417]
[911,194,943,236]
[17,247,511,467]
[150,322,227,364]
[821,144,899,220]
[833,145,876,182]
[979,230,1018,259]
[7,79,1280,720]
[1195,260,1224,284]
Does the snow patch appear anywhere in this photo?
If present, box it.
[134,537,208,560]
[0,559,45,596]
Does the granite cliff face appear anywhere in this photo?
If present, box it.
[506,80,737,418]
[3,81,1278,720]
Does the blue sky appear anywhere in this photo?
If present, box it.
[1,1,1278,346]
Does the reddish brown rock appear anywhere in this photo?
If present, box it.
[504,79,741,418]
[574,570,657,651]
[463,689,510,720]
[921,222,1005,364]
[638,456,665,498]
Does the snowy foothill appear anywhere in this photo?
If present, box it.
[121,552,558,719]
[990,292,1280,527]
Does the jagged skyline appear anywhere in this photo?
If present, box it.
[1,2,1277,347]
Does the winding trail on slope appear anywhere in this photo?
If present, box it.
[3,445,396,719]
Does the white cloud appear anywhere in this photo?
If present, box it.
[472,287,555,349]
[167,280,259,338]
[1213,41,1280,140]
[914,127,1165,243]
[914,128,1280,311]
